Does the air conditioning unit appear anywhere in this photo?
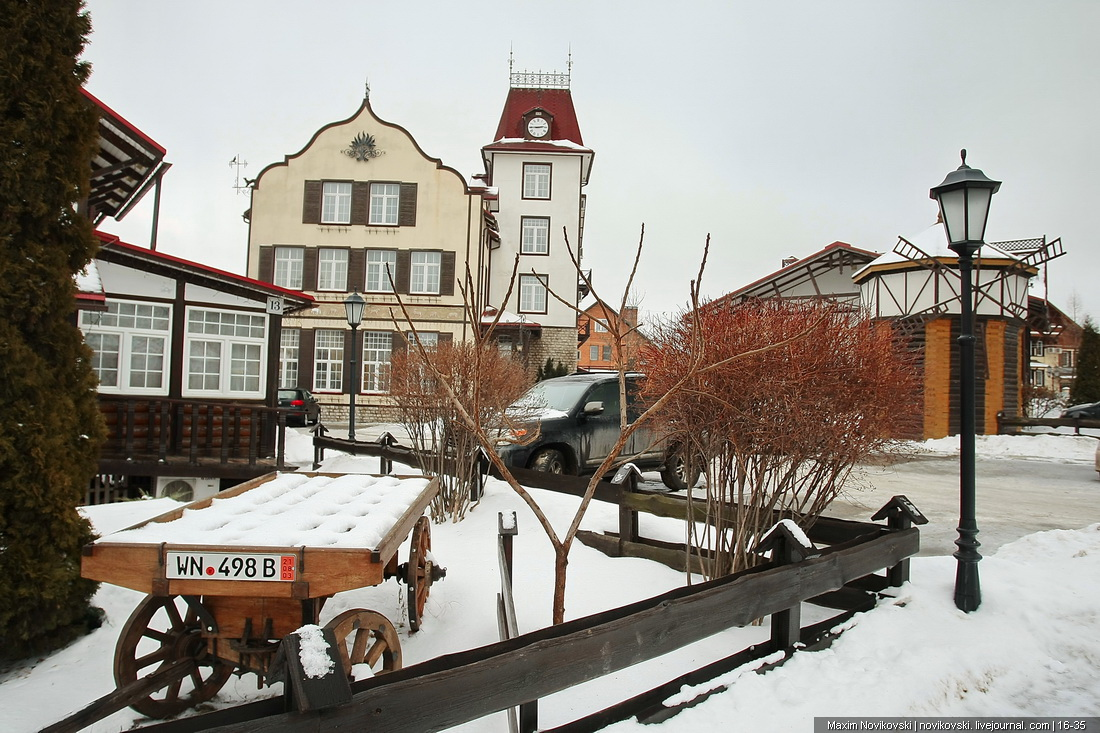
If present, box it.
[155,476,220,503]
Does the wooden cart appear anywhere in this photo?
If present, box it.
[81,471,444,719]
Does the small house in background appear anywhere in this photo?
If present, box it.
[1027,296,1082,398]
[79,93,313,504]
[576,297,649,372]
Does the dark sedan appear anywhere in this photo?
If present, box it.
[1060,402,1100,420]
[278,387,321,426]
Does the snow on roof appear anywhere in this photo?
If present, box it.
[481,307,540,327]
[101,473,431,549]
[485,137,593,152]
[75,261,103,295]
[853,222,1024,280]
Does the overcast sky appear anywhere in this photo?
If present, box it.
[81,1,1099,324]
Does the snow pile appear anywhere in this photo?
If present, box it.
[294,625,335,679]
[919,433,1097,463]
[102,473,430,548]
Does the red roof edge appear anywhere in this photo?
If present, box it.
[81,88,168,156]
[93,230,314,305]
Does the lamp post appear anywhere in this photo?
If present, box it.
[344,289,366,441]
[929,149,1001,613]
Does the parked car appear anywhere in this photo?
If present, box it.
[1060,402,1100,420]
[495,372,698,490]
[278,387,321,427]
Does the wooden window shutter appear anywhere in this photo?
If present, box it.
[439,332,454,345]
[258,246,275,283]
[344,329,357,395]
[302,248,319,290]
[303,181,322,224]
[347,248,366,293]
[395,250,412,294]
[392,331,408,355]
[351,182,369,226]
[440,252,456,296]
[299,329,316,390]
[399,183,418,226]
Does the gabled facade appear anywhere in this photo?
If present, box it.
[1027,296,1082,396]
[708,242,879,310]
[481,68,594,373]
[246,94,493,421]
[576,297,648,371]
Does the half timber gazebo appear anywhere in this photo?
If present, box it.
[854,222,1062,439]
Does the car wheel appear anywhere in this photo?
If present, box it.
[531,449,567,475]
[660,447,700,490]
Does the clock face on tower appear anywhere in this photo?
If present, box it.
[527,117,549,138]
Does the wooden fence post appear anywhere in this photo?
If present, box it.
[754,521,819,649]
[612,464,643,554]
[377,431,396,475]
[871,495,928,586]
[269,626,351,712]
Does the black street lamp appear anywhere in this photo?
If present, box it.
[929,149,1001,613]
[344,289,366,441]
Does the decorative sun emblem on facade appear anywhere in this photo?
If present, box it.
[344,131,384,162]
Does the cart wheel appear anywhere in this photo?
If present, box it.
[114,595,235,719]
[405,516,435,632]
[324,609,402,678]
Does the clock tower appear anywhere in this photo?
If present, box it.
[481,59,594,374]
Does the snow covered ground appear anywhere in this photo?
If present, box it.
[2,430,1098,731]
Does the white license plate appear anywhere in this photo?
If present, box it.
[166,552,297,582]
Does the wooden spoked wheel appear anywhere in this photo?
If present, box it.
[323,609,402,678]
[405,516,434,632]
[114,595,235,719]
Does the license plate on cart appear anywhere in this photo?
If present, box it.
[165,552,297,582]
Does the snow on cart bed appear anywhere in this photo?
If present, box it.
[103,473,432,549]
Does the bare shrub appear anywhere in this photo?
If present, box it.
[389,341,532,522]
[642,298,920,578]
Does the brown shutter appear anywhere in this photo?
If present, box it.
[303,181,321,224]
[399,183,417,226]
[299,329,315,390]
[440,251,456,296]
[303,248,319,290]
[258,246,275,283]
[439,332,454,345]
[392,331,408,355]
[347,248,366,293]
[344,329,357,395]
[395,250,411,294]
[351,181,369,226]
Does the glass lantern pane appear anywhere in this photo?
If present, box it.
[938,188,968,244]
[966,187,992,242]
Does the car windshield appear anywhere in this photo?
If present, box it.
[510,380,594,415]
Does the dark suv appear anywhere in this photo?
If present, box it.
[495,372,697,490]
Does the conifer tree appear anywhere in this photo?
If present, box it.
[1070,318,1100,405]
[0,0,106,657]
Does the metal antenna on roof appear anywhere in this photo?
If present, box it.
[229,154,249,194]
[364,77,371,100]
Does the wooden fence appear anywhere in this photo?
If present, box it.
[996,410,1100,436]
[125,464,922,733]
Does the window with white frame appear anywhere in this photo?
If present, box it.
[519,274,547,313]
[1032,369,1046,387]
[1060,350,1075,368]
[321,181,352,224]
[589,345,599,362]
[521,217,550,254]
[279,328,300,388]
[410,251,441,294]
[80,301,170,394]
[185,308,267,396]
[369,183,400,225]
[366,249,397,292]
[361,331,392,392]
[523,164,551,199]
[313,330,344,392]
[274,247,304,289]
[317,248,348,291]
[602,345,612,362]
[406,331,439,349]
[1030,340,1044,357]
[593,319,608,333]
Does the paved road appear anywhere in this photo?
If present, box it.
[824,454,1099,557]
